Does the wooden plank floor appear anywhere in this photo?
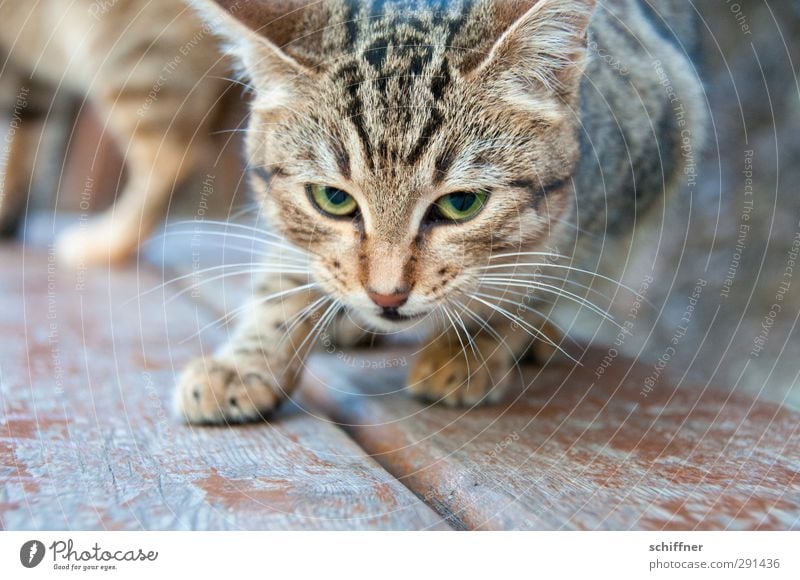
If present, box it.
[0,243,446,530]
[2,221,799,530]
[305,350,800,530]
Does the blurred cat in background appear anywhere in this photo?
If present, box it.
[0,0,233,264]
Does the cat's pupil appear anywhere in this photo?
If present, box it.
[327,188,349,206]
[450,193,476,212]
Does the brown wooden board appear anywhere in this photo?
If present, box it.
[0,243,448,530]
[303,348,800,530]
[149,229,800,531]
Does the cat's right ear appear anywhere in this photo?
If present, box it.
[470,0,596,115]
[190,0,320,111]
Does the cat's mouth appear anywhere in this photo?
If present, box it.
[378,307,425,322]
[343,291,434,331]
[355,305,431,331]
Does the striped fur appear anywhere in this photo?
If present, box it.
[176,0,707,422]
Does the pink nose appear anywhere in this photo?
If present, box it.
[367,289,410,309]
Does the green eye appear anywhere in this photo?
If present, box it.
[434,190,488,222]
[308,184,358,217]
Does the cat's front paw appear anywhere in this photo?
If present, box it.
[174,357,283,424]
[407,334,513,407]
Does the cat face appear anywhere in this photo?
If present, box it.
[200,0,594,330]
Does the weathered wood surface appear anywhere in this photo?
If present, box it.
[3,224,800,530]
[0,243,448,530]
[152,232,800,531]
[303,350,800,530]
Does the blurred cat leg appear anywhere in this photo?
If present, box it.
[0,72,37,237]
[56,121,199,265]
[327,310,376,348]
[407,315,535,407]
[55,70,215,265]
[175,276,323,424]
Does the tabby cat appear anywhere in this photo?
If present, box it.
[0,0,230,264]
[176,0,706,423]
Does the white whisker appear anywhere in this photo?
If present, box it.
[288,300,342,371]
[225,202,262,222]
[151,230,311,259]
[180,282,318,343]
[165,266,312,305]
[459,303,505,345]
[468,294,581,364]
[442,304,475,364]
[482,273,614,307]
[307,301,344,354]
[208,75,257,92]
[166,219,288,240]
[451,305,480,360]
[471,289,581,349]
[478,278,621,328]
[479,257,650,300]
[130,261,309,304]
[277,295,331,349]
[439,304,473,391]
[487,251,568,261]
[197,244,311,265]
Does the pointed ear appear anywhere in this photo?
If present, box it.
[472,0,596,110]
[191,0,325,110]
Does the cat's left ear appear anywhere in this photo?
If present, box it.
[191,0,327,110]
[472,0,596,111]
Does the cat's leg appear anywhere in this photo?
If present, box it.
[0,71,36,236]
[326,310,375,348]
[407,315,562,406]
[175,277,324,424]
[56,94,203,265]
[57,131,196,265]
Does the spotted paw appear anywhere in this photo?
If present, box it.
[407,333,514,407]
[174,357,283,424]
